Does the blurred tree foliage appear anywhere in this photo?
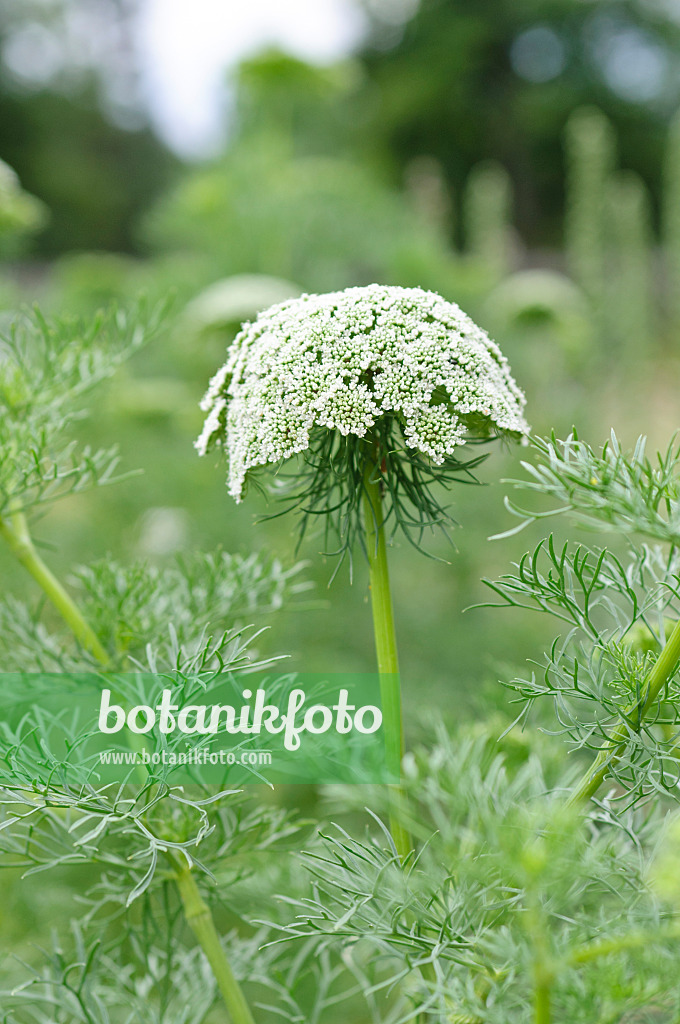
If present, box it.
[3,0,680,256]
[143,52,459,296]
[0,154,46,256]
[0,86,178,254]
[355,0,680,244]
[0,0,178,254]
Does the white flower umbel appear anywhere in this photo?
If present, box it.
[197,284,528,502]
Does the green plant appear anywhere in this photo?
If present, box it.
[564,107,617,317]
[0,304,308,1023]
[197,282,528,860]
[256,430,680,1022]
[664,110,680,340]
[604,170,654,357]
[0,158,47,262]
[463,161,513,284]
[3,300,680,1024]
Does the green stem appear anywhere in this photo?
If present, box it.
[362,458,411,862]
[534,979,552,1024]
[175,862,256,1024]
[0,506,109,665]
[569,617,680,805]
[0,505,256,1023]
[528,899,553,1024]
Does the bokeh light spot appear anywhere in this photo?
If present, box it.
[510,25,567,84]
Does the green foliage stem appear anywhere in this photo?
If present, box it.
[0,506,109,665]
[362,458,411,861]
[569,616,680,804]
[534,980,552,1024]
[175,862,257,1024]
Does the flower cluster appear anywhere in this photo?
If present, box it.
[197,284,528,501]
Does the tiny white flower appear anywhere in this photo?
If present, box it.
[197,284,529,501]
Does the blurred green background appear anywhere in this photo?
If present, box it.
[2,0,680,982]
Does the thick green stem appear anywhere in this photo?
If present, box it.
[0,506,256,1023]
[569,617,680,805]
[362,460,411,861]
[175,862,256,1024]
[0,506,109,664]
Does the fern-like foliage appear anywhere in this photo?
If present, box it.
[0,303,166,517]
[484,432,680,808]
[261,729,680,1022]
[499,431,680,544]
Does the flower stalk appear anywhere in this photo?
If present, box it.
[362,455,411,861]
[569,616,680,804]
